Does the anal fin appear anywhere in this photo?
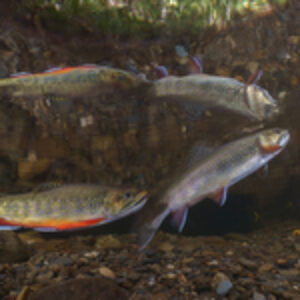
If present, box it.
[170,207,189,233]
[210,186,228,207]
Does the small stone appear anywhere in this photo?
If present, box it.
[207,260,219,266]
[165,273,176,280]
[226,250,234,256]
[166,264,175,270]
[99,266,116,279]
[238,257,258,270]
[278,268,300,279]
[276,258,287,267]
[211,272,233,296]
[0,231,29,263]
[36,271,54,282]
[258,263,274,273]
[181,257,194,264]
[253,291,266,300]
[49,256,74,266]
[95,235,122,249]
[158,242,174,252]
[84,251,100,259]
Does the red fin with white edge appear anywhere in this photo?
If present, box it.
[0,217,22,230]
[258,164,268,177]
[10,72,32,78]
[211,186,228,207]
[246,69,263,85]
[189,56,203,74]
[170,207,189,232]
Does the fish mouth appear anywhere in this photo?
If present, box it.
[278,130,290,148]
[136,191,149,203]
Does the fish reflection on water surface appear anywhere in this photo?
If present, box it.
[150,60,279,121]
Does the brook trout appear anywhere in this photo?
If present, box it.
[0,64,144,99]
[0,184,148,231]
[135,128,289,249]
[149,66,279,121]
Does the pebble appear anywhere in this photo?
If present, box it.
[253,291,266,300]
[95,235,122,249]
[238,257,258,270]
[49,256,74,266]
[99,266,116,279]
[211,272,233,296]
[0,231,29,263]
[258,263,274,273]
[158,242,174,252]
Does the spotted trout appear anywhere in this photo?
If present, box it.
[134,128,289,249]
[149,66,279,121]
[0,184,148,231]
[0,64,144,99]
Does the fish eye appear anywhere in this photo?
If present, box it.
[124,192,132,198]
[273,128,281,134]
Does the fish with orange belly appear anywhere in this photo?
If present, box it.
[134,128,290,250]
[0,184,148,232]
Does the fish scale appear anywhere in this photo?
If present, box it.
[0,184,148,231]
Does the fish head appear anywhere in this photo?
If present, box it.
[257,128,290,153]
[111,189,148,212]
[246,85,279,120]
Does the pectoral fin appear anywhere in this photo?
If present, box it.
[170,207,189,233]
[211,186,228,207]
[189,56,203,74]
[244,69,263,109]
[258,164,268,177]
[247,69,263,85]
[0,218,22,230]
[153,65,169,78]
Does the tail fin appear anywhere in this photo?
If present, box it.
[133,200,169,251]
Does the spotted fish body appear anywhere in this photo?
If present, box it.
[0,184,148,231]
[149,74,279,121]
[135,128,290,249]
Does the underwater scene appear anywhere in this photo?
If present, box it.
[0,0,299,299]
